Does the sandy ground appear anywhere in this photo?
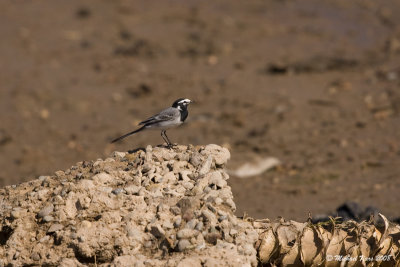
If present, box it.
[1,0,400,221]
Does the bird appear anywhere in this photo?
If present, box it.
[111,98,193,147]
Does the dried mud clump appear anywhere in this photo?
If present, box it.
[0,144,258,266]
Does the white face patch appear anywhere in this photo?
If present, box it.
[178,99,191,106]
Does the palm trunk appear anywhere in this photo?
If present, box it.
[253,214,400,266]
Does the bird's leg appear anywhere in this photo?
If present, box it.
[164,131,174,148]
[161,130,172,148]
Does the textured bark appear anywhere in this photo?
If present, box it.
[254,214,400,266]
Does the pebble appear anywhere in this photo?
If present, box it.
[144,241,152,248]
[225,198,236,211]
[214,197,223,205]
[141,163,152,173]
[162,221,174,229]
[31,252,40,261]
[202,144,230,165]
[170,206,181,215]
[242,243,255,256]
[39,235,50,243]
[153,174,163,183]
[163,172,176,183]
[178,152,190,162]
[204,232,221,245]
[92,172,114,185]
[77,179,95,190]
[112,188,124,195]
[156,203,167,213]
[199,155,213,176]
[150,224,165,238]
[11,209,22,219]
[189,152,203,167]
[203,186,212,193]
[37,189,49,201]
[55,170,65,177]
[177,239,191,251]
[218,215,228,222]
[43,215,54,222]
[38,175,48,181]
[112,151,126,159]
[177,229,197,239]
[38,203,54,218]
[174,216,182,228]
[182,181,194,190]
[185,219,198,229]
[124,184,140,195]
[208,171,227,189]
[201,209,217,225]
[195,221,204,231]
[81,220,92,228]
[47,224,64,233]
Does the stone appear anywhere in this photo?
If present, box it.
[208,171,227,189]
[185,219,198,229]
[43,215,54,222]
[201,144,231,165]
[189,152,203,167]
[174,216,182,228]
[170,206,181,215]
[124,184,140,195]
[177,229,197,239]
[150,224,165,239]
[179,170,192,181]
[39,235,50,243]
[112,151,126,159]
[195,221,204,231]
[31,252,40,261]
[214,197,223,205]
[47,224,64,233]
[162,220,174,229]
[81,220,92,228]
[177,239,191,251]
[141,163,152,173]
[112,188,124,195]
[77,179,95,190]
[163,172,176,183]
[199,155,213,176]
[11,209,22,219]
[38,203,54,218]
[92,172,114,185]
[182,181,194,190]
[201,209,217,225]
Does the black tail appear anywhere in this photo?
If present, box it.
[111,126,146,143]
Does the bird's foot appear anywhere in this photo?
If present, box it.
[165,143,177,149]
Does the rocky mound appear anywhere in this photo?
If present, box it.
[0,144,258,266]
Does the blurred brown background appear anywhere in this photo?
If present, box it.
[1,0,400,221]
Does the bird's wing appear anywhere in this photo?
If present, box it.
[139,107,179,125]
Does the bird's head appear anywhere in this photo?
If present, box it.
[172,98,193,110]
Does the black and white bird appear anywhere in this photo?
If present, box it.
[111,98,193,147]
